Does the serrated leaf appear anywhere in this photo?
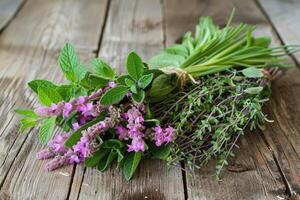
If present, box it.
[38,117,56,144]
[85,147,110,167]
[245,86,263,94]
[100,86,129,105]
[59,43,87,82]
[242,67,263,78]
[28,80,57,93]
[15,109,39,119]
[124,152,142,180]
[138,73,153,89]
[56,85,75,101]
[20,118,37,132]
[91,58,115,79]
[38,86,63,106]
[126,52,144,80]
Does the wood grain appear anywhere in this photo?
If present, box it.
[69,1,185,199]
[0,0,108,199]
[0,0,24,32]
[257,0,300,62]
[163,0,297,199]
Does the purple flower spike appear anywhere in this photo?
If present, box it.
[63,103,73,117]
[36,149,55,160]
[45,156,66,171]
[34,106,51,117]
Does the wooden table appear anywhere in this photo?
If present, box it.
[0,0,299,199]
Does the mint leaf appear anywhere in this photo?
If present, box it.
[91,58,115,79]
[138,73,153,89]
[124,152,142,180]
[59,43,87,82]
[39,117,56,144]
[56,85,75,101]
[38,86,63,106]
[126,52,144,80]
[149,143,171,160]
[28,80,57,93]
[242,67,263,78]
[125,78,135,87]
[20,118,37,133]
[85,147,110,167]
[15,109,39,119]
[100,86,129,105]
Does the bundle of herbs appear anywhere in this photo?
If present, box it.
[16,11,299,180]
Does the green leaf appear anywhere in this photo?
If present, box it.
[144,119,160,127]
[125,78,135,87]
[252,36,271,48]
[59,43,87,82]
[138,73,153,89]
[124,152,142,180]
[132,90,145,103]
[97,150,117,172]
[130,85,138,94]
[245,86,264,94]
[91,58,115,79]
[38,86,63,106]
[117,75,131,86]
[148,53,185,69]
[165,44,189,57]
[87,74,110,89]
[28,80,57,93]
[241,67,263,78]
[149,143,171,160]
[65,113,106,148]
[15,109,39,119]
[100,86,129,105]
[85,147,110,167]
[20,118,37,132]
[56,85,75,101]
[149,74,176,99]
[102,139,125,149]
[38,117,56,144]
[126,52,144,80]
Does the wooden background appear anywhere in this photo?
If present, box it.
[0,0,299,199]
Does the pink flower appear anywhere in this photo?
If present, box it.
[48,132,70,154]
[127,137,145,152]
[116,125,128,140]
[36,149,55,160]
[153,126,174,147]
[63,103,73,117]
[45,156,66,171]
[108,81,116,88]
[72,122,80,131]
[34,106,51,117]
[69,154,81,164]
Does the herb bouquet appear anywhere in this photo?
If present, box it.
[16,12,299,180]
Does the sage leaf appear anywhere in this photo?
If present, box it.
[125,78,135,87]
[138,73,153,89]
[124,152,142,180]
[38,117,56,144]
[149,74,176,99]
[242,67,263,78]
[132,90,145,103]
[148,53,185,69]
[100,86,129,105]
[126,52,144,80]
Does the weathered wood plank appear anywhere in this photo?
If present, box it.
[0,0,108,51]
[257,0,300,62]
[0,0,108,199]
[69,1,185,199]
[163,0,295,199]
[0,0,24,32]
